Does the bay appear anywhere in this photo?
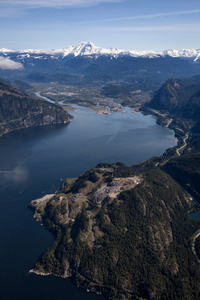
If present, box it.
[0,105,175,299]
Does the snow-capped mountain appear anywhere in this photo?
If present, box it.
[1,42,200,84]
[1,42,200,61]
[163,49,200,62]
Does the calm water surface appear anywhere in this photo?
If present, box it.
[0,106,175,299]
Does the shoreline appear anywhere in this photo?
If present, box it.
[29,269,69,278]
[29,102,193,300]
[29,269,104,296]
[32,194,55,203]
[140,106,190,157]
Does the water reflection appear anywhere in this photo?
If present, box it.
[0,166,29,185]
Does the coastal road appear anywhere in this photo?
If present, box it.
[192,231,200,262]
[176,133,188,156]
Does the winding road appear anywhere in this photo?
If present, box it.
[192,232,200,262]
[176,133,188,156]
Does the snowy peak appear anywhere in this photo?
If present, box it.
[62,43,200,61]
[0,48,14,53]
[62,42,164,58]
[62,42,124,58]
[0,42,200,62]
[72,42,98,56]
[163,49,200,61]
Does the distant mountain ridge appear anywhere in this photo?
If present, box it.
[1,42,200,90]
[1,42,200,61]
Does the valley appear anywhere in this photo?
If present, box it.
[31,83,127,115]
[1,42,200,299]
[28,71,200,299]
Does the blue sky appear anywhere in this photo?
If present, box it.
[1,0,200,50]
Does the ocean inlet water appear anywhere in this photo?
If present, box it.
[0,104,175,299]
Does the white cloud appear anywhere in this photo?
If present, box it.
[76,9,200,24]
[0,0,124,17]
[0,57,23,70]
[106,23,200,32]
[0,0,123,8]
[0,7,26,18]
[110,9,200,21]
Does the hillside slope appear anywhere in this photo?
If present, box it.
[145,75,200,151]
[146,77,200,115]
[30,162,200,299]
[1,43,200,85]
[0,81,73,136]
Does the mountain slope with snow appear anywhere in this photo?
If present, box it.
[1,42,200,61]
[1,42,200,85]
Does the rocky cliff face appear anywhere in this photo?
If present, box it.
[0,81,73,136]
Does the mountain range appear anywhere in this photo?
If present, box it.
[1,42,200,61]
[1,42,200,87]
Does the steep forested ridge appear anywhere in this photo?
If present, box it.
[30,161,200,299]
[146,77,200,116]
[0,81,73,136]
